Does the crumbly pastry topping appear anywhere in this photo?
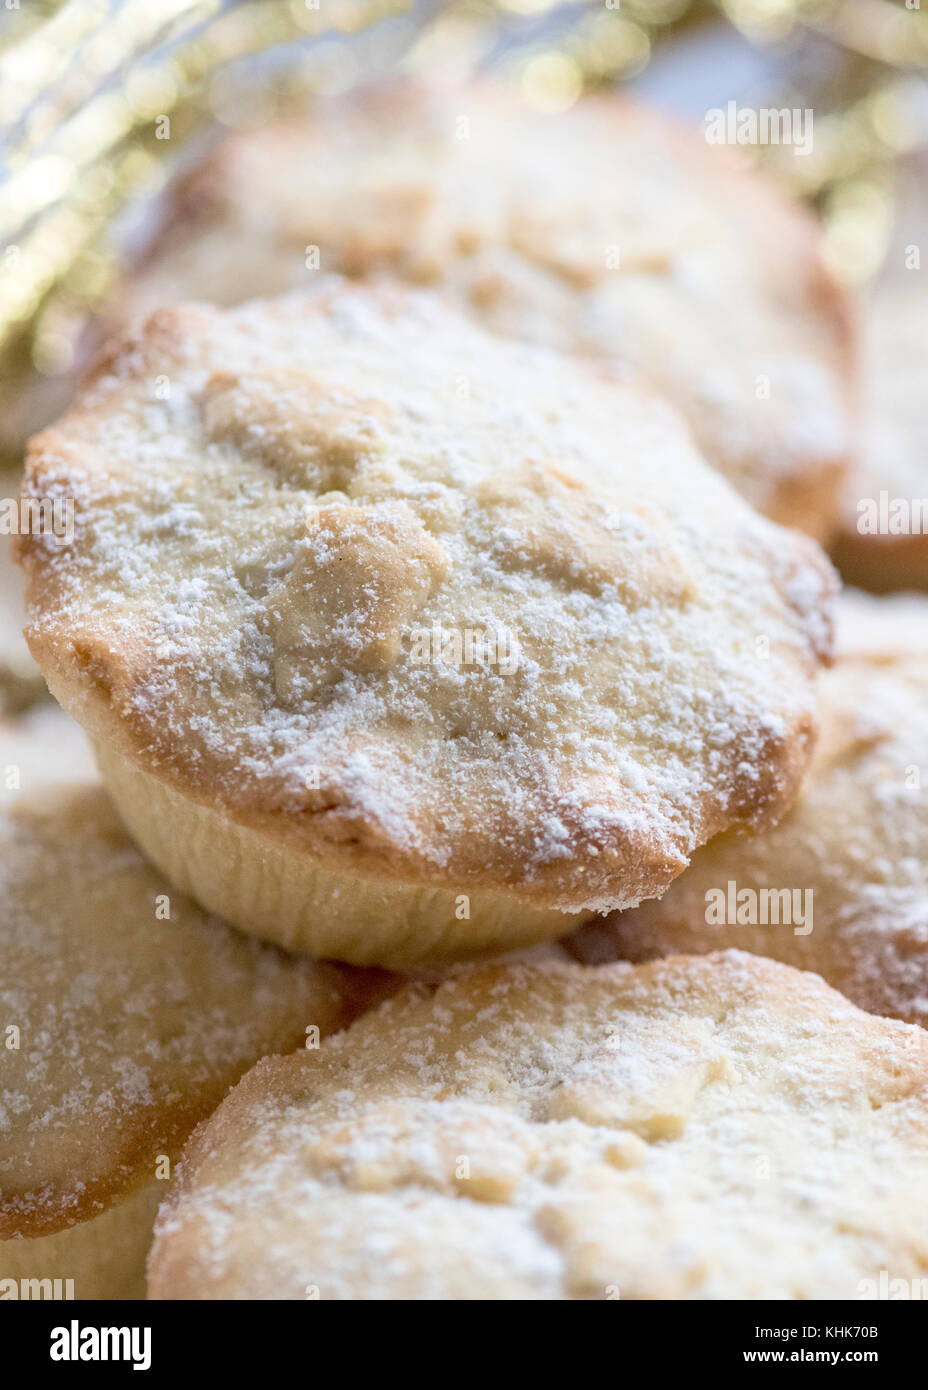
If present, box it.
[20,284,834,911]
[124,83,854,534]
[147,954,928,1300]
[0,780,382,1238]
[572,610,928,1025]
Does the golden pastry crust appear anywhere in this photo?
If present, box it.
[18,284,834,962]
[571,598,928,1025]
[0,780,387,1240]
[147,953,928,1301]
[122,82,855,542]
[832,284,928,590]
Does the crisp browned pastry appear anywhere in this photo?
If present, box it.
[147,954,928,1300]
[570,594,928,1026]
[17,283,835,966]
[123,80,855,540]
[0,775,388,1298]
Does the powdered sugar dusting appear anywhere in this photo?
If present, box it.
[571,614,928,1028]
[124,82,852,526]
[0,777,376,1236]
[148,954,928,1300]
[22,283,834,912]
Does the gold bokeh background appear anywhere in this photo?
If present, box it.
[1,0,926,453]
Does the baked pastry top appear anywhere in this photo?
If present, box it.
[125,81,855,539]
[571,599,928,1025]
[147,953,928,1300]
[0,780,384,1239]
[18,284,835,915]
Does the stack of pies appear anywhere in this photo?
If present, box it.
[3,79,927,1301]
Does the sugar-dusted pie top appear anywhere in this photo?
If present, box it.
[19,283,834,912]
[0,780,384,1238]
[571,628,928,1026]
[125,81,855,537]
[147,953,928,1300]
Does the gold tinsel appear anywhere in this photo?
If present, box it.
[1,0,926,384]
